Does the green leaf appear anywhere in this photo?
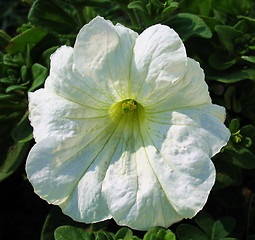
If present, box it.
[0,93,16,101]
[212,217,236,239]
[241,56,255,64]
[209,52,237,70]
[162,2,179,17]
[11,112,33,143]
[6,85,27,93]
[215,25,243,54]
[164,230,176,240]
[41,46,59,67]
[214,158,242,190]
[179,0,212,16]
[6,27,47,54]
[0,30,11,50]
[29,63,48,91]
[212,0,252,16]
[54,225,92,240]
[229,119,240,134]
[0,141,30,182]
[195,211,215,237]
[3,53,25,67]
[114,227,133,240]
[41,207,79,240]
[176,224,208,240]
[167,13,212,41]
[96,231,114,240]
[128,1,147,13]
[208,68,255,83]
[20,65,28,82]
[28,0,79,37]
[65,0,111,7]
[231,148,255,169]
[220,238,238,240]
[144,227,164,240]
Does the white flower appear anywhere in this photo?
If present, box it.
[26,16,230,230]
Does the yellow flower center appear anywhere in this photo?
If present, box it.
[122,99,137,114]
[109,99,144,124]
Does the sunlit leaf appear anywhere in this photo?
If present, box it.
[6,27,47,54]
[54,225,92,240]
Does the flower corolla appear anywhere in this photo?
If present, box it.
[26,16,230,230]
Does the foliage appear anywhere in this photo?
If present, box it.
[0,0,255,239]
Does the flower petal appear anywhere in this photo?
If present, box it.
[102,105,230,230]
[142,58,211,111]
[102,122,183,230]
[45,45,114,107]
[73,16,138,100]
[29,89,110,142]
[26,137,112,222]
[129,24,187,101]
[141,107,230,216]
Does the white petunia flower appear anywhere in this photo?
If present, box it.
[26,16,230,230]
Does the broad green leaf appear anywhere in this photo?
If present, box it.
[11,112,33,143]
[0,141,30,182]
[164,230,176,240]
[167,13,212,41]
[179,0,212,16]
[144,227,164,240]
[114,227,133,240]
[201,16,223,31]
[212,0,252,15]
[212,217,236,239]
[176,224,207,240]
[209,52,237,70]
[29,63,48,91]
[28,0,79,37]
[195,211,215,237]
[6,27,47,54]
[209,52,238,70]
[54,225,92,240]
[156,229,167,240]
[215,25,243,54]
